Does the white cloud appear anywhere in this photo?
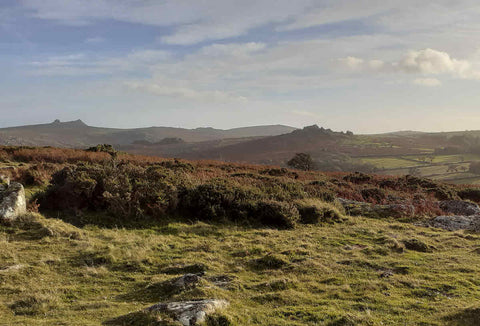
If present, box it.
[339,48,480,81]
[20,0,315,45]
[124,81,247,102]
[398,49,472,75]
[27,50,170,76]
[413,78,442,87]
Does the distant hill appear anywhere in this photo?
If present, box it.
[181,125,352,164]
[0,120,296,147]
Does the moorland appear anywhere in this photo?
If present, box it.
[0,146,480,325]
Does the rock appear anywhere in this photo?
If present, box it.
[338,198,415,219]
[380,270,394,278]
[0,264,25,273]
[0,182,27,222]
[439,200,480,216]
[432,215,480,231]
[207,275,236,289]
[172,273,202,290]
[146,299,229,326]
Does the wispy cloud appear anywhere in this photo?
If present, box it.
[413,78,441,87]
[338,48,480,85]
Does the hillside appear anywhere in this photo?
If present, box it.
[3,121,480,185]
[0,120,296,147]
[0,146,480,325]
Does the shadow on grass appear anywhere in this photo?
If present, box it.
[444,308,480,326]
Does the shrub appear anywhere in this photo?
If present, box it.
[287,153,314,171]
[41,163,181,220]
[254,200,299,229]
[458,188,480,203]
[343,172,372,184]
[178,180,262,222]
[361,187,386,203]
[295,199,346,224]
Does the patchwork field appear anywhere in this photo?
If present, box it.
[358,154,480,185]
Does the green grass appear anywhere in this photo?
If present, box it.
[359,157,421,169]
[1,213,479,325]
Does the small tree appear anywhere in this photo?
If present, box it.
[287,153,314,171]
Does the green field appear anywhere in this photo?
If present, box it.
[358,154,480,185]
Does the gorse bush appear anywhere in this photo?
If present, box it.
[2,145,468,227]
[295,199,346,224]
[41,163,183,220]
[178,179,263,222]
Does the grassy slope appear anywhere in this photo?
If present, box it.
[1,214,479,325]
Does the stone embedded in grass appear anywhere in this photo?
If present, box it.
[146,299,229,326]
[402,239,432,253]
[0,182,26,222]
[432,215,480,231]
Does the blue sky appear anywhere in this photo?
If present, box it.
[1,0,480,133]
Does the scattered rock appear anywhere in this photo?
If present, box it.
[146,299,229,326]
[207,275,236,289]
[432,215,480,231]
[402,239,432,253]
[125,273,203,302]
[439,200,480,216]
[172,273,202,290]
[0,182,27,222]
[0,264,25,273]
[338,198,415,219]
[380,270,394,278]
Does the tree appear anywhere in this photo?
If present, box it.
[287,153,314,171]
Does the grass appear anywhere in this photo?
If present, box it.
[1,213,480,325]
[359,157,418,169]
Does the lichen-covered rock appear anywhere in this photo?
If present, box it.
[338,198,415,219]
[171,273,202,290]
[146,299,229,326]
[439,200,480,216]
[432,215,480,231]
[0,182,26,221]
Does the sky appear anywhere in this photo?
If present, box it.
[1,0,480,133]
